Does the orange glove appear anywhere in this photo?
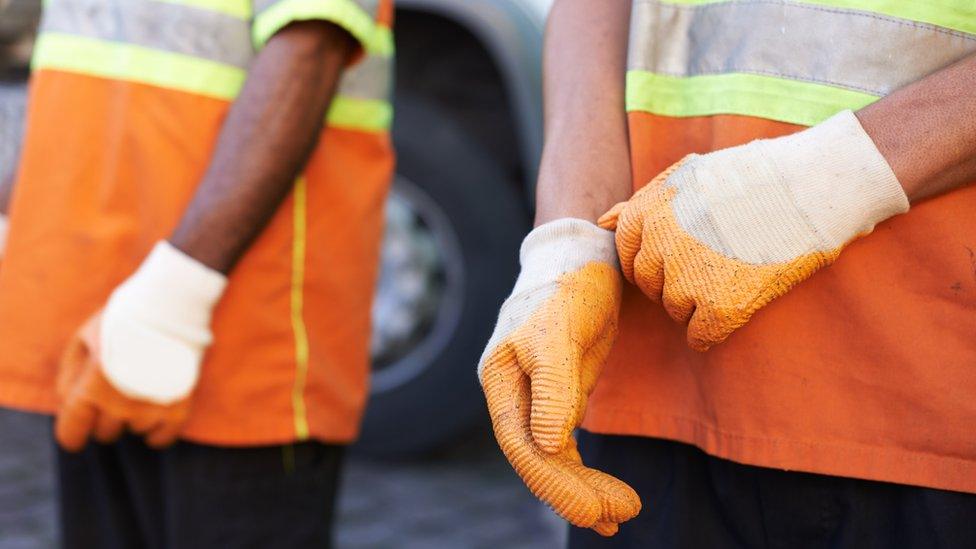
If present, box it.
[479,219,640,536]
[56,314,192,450]
[601,111,909,351]
[55,241,227,451]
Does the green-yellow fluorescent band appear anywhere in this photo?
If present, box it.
[33,33,246,100]
[252,0,394,56]
[33,33,392,131]
[327,96,393,132]
[289,177,311,442]
[653,0,976,36]
[155,0,251,19]
[627,71,880,127]
[33,33,390,132]
[373,26,394,57]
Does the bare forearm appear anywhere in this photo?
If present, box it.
[857,53,976,202]
[534,0,632,226]
[170,21,355,273]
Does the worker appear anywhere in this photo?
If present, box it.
[480,0,976,546]
[0,0,393,546]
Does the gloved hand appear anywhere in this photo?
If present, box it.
[600,110,909,351]
[479,219,640,536]
[55,241,227,451]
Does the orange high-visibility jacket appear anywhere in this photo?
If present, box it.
[583,0,976,493]
[0,0,395,446]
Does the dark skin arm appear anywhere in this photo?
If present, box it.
[534,0,633,226]
[0,170,13,215]
[170,20,356,273]
[857,53,976,202]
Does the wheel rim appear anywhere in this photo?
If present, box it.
[369,174,465,394]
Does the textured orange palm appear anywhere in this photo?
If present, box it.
[56,313,191,451]
[600,158,840,351]
[481,262,640,535]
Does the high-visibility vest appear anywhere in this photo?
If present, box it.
[0,0,395,445]
[585,0,976,493]
[626,0,976,126]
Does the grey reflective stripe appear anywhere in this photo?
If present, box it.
[359,0,380,18]
[253,0,380,18]
[629,0,976,96]
[41,0,253,68]
[336,52,391,101]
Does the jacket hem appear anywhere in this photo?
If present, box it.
[181,418,360,448]
[0,379,359,447]
[581,407,976,494]
[0,380,57,415]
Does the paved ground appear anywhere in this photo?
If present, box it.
[0,412,57,549]
[0,83,562,549]
[0,409,563,548]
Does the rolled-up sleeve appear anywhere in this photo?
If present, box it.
[251,0,385,55]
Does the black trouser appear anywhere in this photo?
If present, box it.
[57,434,344,549]
[569,431,976,549]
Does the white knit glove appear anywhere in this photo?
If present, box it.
[101,241,227,403]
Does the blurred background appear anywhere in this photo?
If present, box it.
[0,0,566,546]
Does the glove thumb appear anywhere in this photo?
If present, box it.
[597,203,625,231]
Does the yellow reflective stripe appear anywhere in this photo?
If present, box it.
[327,95,392,132]
[373,25,394,57]
[32,33,245,100]
[253,0,394,56]
[155,0,252,19]
[33,34,391,129]
[290,177,311,441]
[627,71,879,127]
[653,0,976,35]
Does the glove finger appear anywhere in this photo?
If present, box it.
[686,302,740,352]
[551,448,640,532]
[631,236,667,302]
[128,412,163,435]
[56,336,88,399]
[144,420,182,449]
[577,461,642,525]
[578,317,618,396]
[597,202,626,231]
[614,203,645,285]
[561,435,642,526]
[615,159,686,284]
[661,270,696,324]
[55,400,97,453]
[482,357,603,528]
[569,321,619,428]
[93,414,125,444]
[522,343,582,455]
[592,521,619,537]
[144,400,189,449]
[522,262,621,454]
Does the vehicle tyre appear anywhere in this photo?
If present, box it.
[354,93,529,457]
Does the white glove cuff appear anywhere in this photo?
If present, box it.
[764,110,909,246]
[512,218,617,296]
[119,241,228,324]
